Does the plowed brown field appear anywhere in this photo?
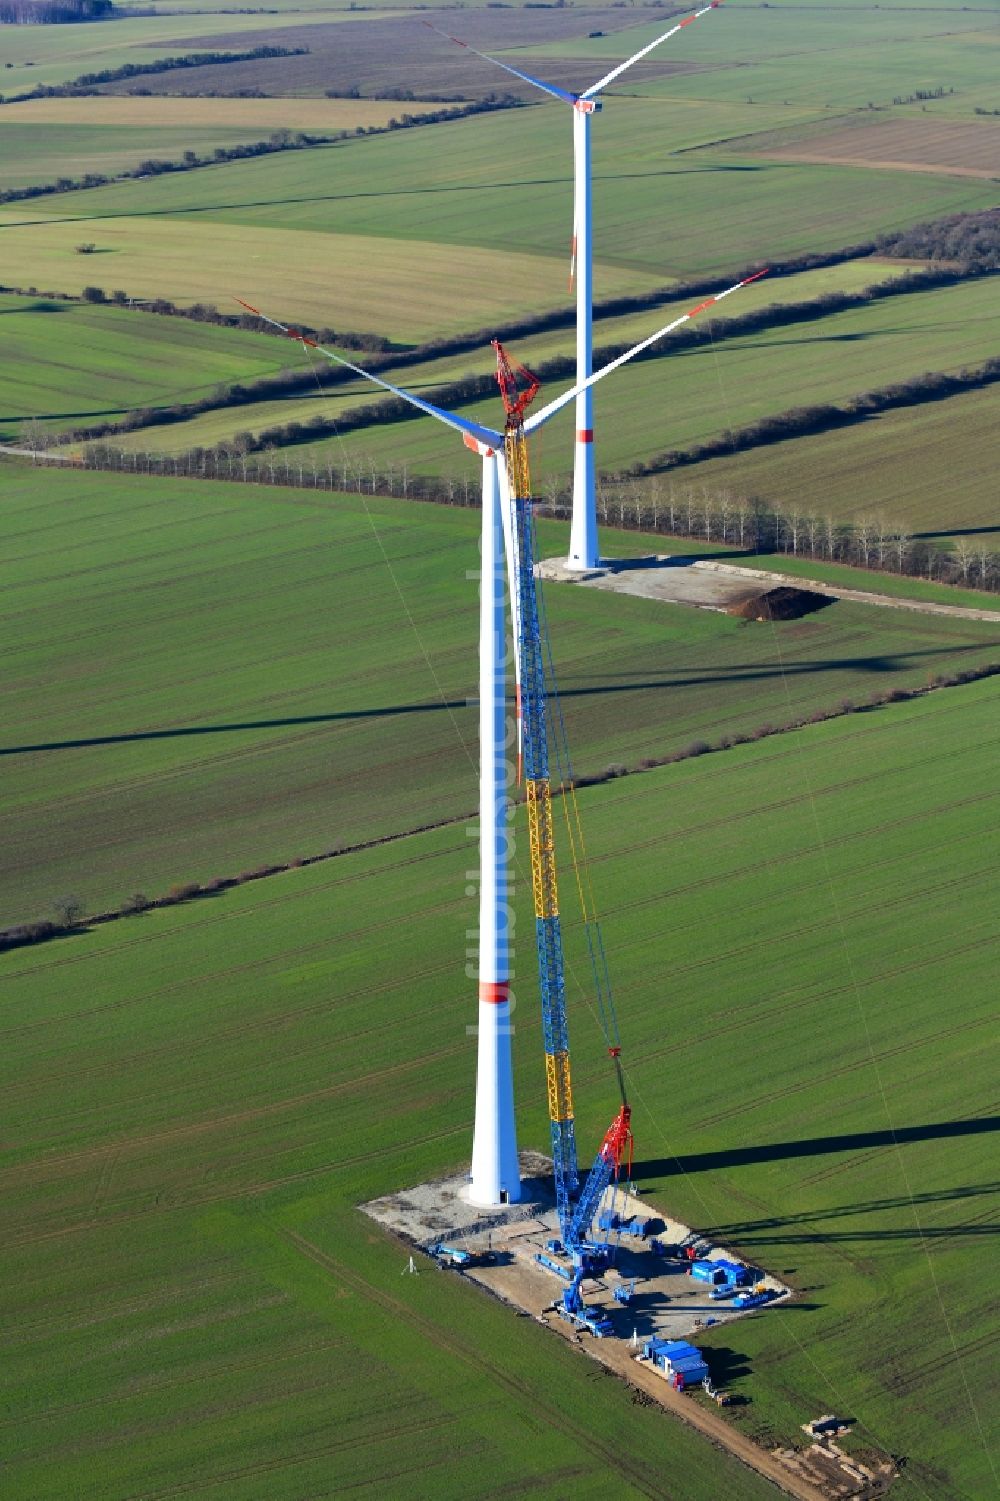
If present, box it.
[750,118,1000,179]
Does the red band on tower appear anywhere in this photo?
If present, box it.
[479,982,510,1004]
[576,429,594,443]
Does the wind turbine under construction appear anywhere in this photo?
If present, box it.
[425,2,725,571]
[237,265,763,1319]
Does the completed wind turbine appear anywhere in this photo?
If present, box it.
[425,2,725,571]
[236,263,762,1207]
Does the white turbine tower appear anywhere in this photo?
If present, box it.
[426,2,724,570]
[236,264,762,1205]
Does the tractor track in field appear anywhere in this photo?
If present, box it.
[0,1023,468,1173]
[2,1120,470,1250]
[601,869,995,1012]
[1,517,452,629]
[593,801,996,937]
[577,682,991,822]
[1,535,470,703]
[0,1333,351,1428]
[0,516,456,639]
[690,999,995,1134]
[0,883,467,1041]
[277,1228,673,1501]
[4,697,990,1011]
[884,1326,998,1399]
[587,733,988,874]
[0,948,461,1099]
[122,1408,461,1501]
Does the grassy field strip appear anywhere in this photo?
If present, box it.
[0,211,662,344]
[2,464,998,930]
[1,679,996,1497]
[0,96,455,129]
[507,3,992,65]
[0,295,300,442]
[738,116,1000,179]
[0,124,295,193]
[644,381,1000,537]
[521,7,1000,115]
[632,31,1000,117]
[0,10,344,96]
[3,96,991,297]
[104,259,914,455]
[245,273,1000,481]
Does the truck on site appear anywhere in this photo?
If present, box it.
[733,1288,775,1310]
[427,1242,473,1268]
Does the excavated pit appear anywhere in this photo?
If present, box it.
[726,586,835,622]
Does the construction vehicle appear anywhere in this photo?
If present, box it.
[495,341,633,1335]
[733,1288,774,1310]
[427,1242,473,1268]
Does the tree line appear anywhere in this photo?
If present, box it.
[1,44,308,103]
[3,655,995,957]
[877,207,1000,274]
[56,260,977,448]
[0,0,111,22]
[0,92,523,209]
[39,442,997,596]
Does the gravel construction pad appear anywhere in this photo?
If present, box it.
[537,554,768,612]
[363,1153,789,1350]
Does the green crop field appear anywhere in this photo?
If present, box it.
[0,203,664,346]
[0,294,299,442]
[2,675,996,1498]
[208,275,1000,506]
[103,257,911,456]
[3,1,998,1493]
[643,383,1000,543]
[0,124,285,193]
[8,109,991,307]
[3,462,998,929]
[0,11,338,98]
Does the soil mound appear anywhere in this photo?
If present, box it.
[728,586,833,622]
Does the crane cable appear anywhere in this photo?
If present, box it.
[527,502,624,1067]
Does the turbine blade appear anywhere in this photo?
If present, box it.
[421,17,578,104]
[580,1,723,100]
[569,221,578,293]
[235,299,503,449]
[524,267,767,433]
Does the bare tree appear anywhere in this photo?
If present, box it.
[893,528,911,575]
[975,545,994,591]
[953,539,975,584]
[52,895,84,927]
[854,515,874,567]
